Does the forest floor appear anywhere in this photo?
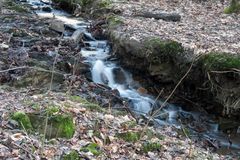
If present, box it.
[111,0,240,55]
[0,0,239,159]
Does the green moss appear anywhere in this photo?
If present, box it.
[98,0,111,8]
[143,38,184,63]
[22,100,41,110]
[4,0,28,13]
[12,112,33,130]
[46,105,60,115]
[49,114,75,139]
[28,113,75,139]
[79,0,93,7]
[224,0,240,14]
[201,52,240,70]
[117,132,141,142]
[142,142,161,153]
[121,120,137,129]
[70,96,104,112]
[107,15,124,28]
[62,150,80,160]
[145,129,165,140]
[80,143,101,156]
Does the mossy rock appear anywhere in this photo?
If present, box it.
[117,132,141,142]
[12,111,33,131]
[143,38,184,63]
[80,143,101,156]
[12,110,75,139]
[62,150,80,160]
[29,113,75,139]
[201,52,240,70]
[142,142,161,153]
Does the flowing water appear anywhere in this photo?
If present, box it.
[24,0,240,155]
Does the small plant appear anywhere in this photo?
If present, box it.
[107,15,124,28]
[142,142,161,153]
[4,0,28,13]
[224,0,240,14]
[98,0,111,8]
[70,95,104,112]
[46,105,59,115]
[62,150,80,160]
[117,132,141,142]
[201,52,240,70]
[80,143,102,156]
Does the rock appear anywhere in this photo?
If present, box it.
[49,20,65,33]
[42,6,52,12]
[137,87,148,94]
[0,144,11,158]
[28,113,75,139]
[155,111,169,120]
[112,68,126,84]
[0,43,9,50]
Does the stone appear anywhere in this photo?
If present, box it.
[42,6,52,12]
[49,20,65,33]
[0,43,9,50]
[137,87,148,94]
[112,68,126,84]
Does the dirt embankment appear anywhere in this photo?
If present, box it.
[83,0,240,118]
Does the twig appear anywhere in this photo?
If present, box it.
[152,59,195,118]
[49,54,58,92]
[180,121,193,158]
[49,35,63,92]
[0,66,64,75]
[210,68,240,74]
[11,141,37,159]
[122,101,138,122]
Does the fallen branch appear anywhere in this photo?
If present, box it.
[134,11,181,22]
[0,66,64,75]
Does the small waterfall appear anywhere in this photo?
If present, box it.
[25,0,240,152]
[91,60,105,84]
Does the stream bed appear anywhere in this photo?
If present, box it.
[22,0,240,155]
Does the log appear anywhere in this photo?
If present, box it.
[71,29,84,44]
[134,11,181,22]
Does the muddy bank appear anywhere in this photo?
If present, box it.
[108,29,240,118]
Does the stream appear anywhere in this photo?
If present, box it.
[23,0,240,155]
